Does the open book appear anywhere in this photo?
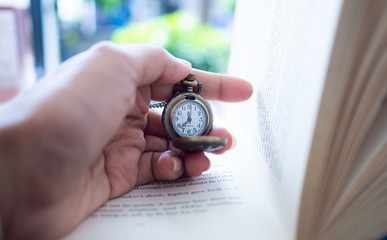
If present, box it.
[63,0,387,239]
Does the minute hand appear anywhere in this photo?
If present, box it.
[182,111,192,127]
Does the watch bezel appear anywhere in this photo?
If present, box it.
[162,93,213,139]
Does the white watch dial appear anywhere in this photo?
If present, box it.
[172,101,207,137]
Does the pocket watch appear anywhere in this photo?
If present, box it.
[152,73,227,152]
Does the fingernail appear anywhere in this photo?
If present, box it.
[177,58,192,67]
[230,134,237,150]
[172,157,181,173]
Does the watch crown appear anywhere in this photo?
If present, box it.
[185,73,195,81]
[173,73,202,95]
[182,73,199,93]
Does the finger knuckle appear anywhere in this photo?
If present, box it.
[90,41,124,58]
[138,43,171,58]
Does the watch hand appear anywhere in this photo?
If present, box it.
[182,111,192,127]
[187,111,192,123]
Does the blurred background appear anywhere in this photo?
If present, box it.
[57,0,235,73]
[0,0,235,102]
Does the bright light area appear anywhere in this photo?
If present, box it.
[57,0,84,23]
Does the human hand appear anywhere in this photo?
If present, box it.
[0,42,253,239]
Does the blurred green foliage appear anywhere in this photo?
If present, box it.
[95,0,122,10]
[111,11,231,73]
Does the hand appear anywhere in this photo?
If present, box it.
[0,42,253,239]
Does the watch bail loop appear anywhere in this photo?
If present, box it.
[173,73,202,95]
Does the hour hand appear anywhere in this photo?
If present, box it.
[182,111,192,127]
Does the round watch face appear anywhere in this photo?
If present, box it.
[171,100,208,137]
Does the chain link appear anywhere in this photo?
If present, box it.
[149,101,167,109]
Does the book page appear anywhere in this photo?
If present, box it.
[63,147,287,240]
[317,0,387,224]
[297,1,387,239]
[227,0,343,237]
[319,97,387,240]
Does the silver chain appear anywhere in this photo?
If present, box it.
[149,101,167,108]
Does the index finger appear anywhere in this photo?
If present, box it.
[192,69,253,102]
[150,69,253,102]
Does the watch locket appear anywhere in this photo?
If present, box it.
[160,73,227,152]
